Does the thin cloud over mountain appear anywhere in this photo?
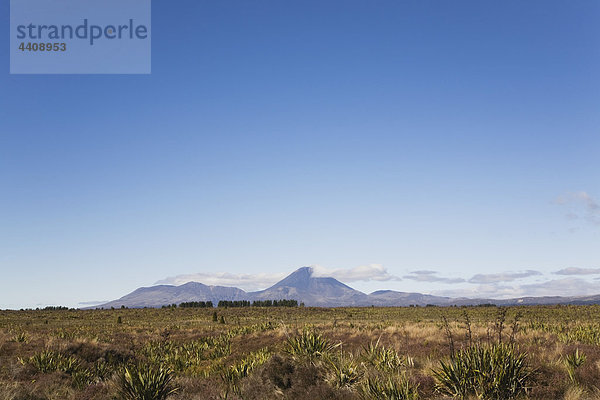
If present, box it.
[155,264,401,291]
[311,264,400,282]
[156,272,286,291]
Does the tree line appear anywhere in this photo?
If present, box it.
[163,299,299,308]
[218,299,298,308]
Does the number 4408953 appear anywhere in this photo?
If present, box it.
[18,42,66,52]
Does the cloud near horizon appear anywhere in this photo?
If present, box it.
[78,300,109,305]
[555,267,600,276]
[403,270,465,284]
[434,278,600,299]
[468,270,541,284]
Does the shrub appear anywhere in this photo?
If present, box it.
[72,368,95,389]
[11,332,28,343]
[361,376,419,400]
[28,350,61,373]
[564,348,586,384]
[221,348,271,397]
[286,330,341,364]
[28,350,96,388]
[94,359,114,381]
[29,350,82,374]
[326,353,363,389]
[432,343,531,399]
[117,363,178,400]
[362,340,404,372]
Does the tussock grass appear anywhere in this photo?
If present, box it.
[117,363,178,400]
[286,329,341,364]
[361,375,419,400]
[432,343,531,399]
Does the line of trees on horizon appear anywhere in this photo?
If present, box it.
[218,299,299,308]
[177,301,214,308]
[160,299,300,308]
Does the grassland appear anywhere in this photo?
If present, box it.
[1,305,600,399]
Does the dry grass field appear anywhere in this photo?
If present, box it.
[1,305,600,399]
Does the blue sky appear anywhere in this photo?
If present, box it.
[1,0,599,309]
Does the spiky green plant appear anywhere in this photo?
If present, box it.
[286,329,341,364]
[565,348,586,384]
[28,350,94,388]
[72,368,95,389]
[326,353,363,389]
[28,350,81,374]
[432,343,531,399]
[29,350,60,373]
[11,332,28,343]
[362,340,404,372]
[221,348,271,397]
[361,376,419,400]
[117,363,178,400]
[94,359,114,381]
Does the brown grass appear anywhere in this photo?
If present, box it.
[1,305,600,399]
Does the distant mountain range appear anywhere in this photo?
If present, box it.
[91,267,600,309]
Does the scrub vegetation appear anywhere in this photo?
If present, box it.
[1,305,600,399]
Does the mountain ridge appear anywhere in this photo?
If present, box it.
[90,267,600,309]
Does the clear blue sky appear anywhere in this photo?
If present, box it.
[1,1,599,309]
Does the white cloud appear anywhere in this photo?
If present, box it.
[519,278,600,297]
[469,270,541,284]
[155,272,286,291]
[408,270,438,275]
[310,264,401,282]
[555,267,600,276]
[434,284,524,299]
[434,278,600,299]
[78,300,109,306]
[556,191,600,226]
[403,270,465,284]
[156,264,401,290]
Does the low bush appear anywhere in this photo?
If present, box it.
[361,375,419,400]
[117,363,178,400]
[286,330,340,364]
[432,343,531,399]
[326,353,363,389]
[362,340,404,372]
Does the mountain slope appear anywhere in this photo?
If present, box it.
[96,282,248,309]
[252,267,369,307]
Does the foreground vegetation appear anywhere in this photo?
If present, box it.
[1,305,600,399]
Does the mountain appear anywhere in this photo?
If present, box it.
[89,267,600,309]
[252,267,369,307]
[96,282,248,309]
